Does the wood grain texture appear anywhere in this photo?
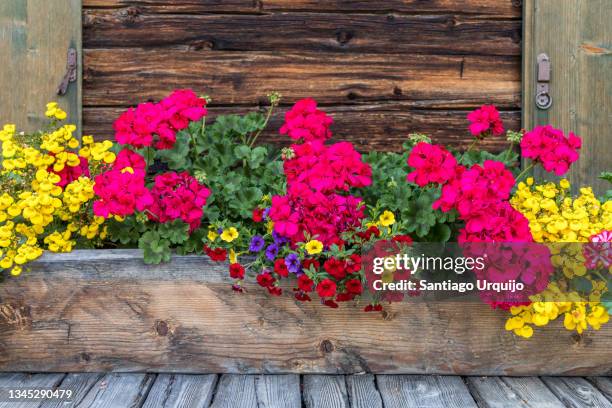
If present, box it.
[0,0,81,134]
[210,375,258,408]
[466,377,563,408]
[588,377,612,402]
[541,377,612,408]
[303,375,350,408]
[82,0,522,17]
[522,0,612,194]
[82,49,520,107]
[76,373,155,407]
[254,374,301,408]
[142,374,217,408]
[346,375,383,408]
[0,373,65,408]
[38,373,104,408]
[83,11,521,56]
[0,250,611,375]
[83,106,520,152]
[376,375,477,408]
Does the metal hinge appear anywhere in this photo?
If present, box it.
[57,48,78,96]
[536,53,552,110]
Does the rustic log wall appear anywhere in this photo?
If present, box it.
[82,0,523,151]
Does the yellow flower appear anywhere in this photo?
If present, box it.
[207,230,218,242]
[379,211,395,227]
[305,239,323,255]
[229,249,238,264]
[220,227,239,242]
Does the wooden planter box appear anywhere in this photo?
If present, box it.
[0,250,610,376]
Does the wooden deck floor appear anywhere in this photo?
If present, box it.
[0,373,610,407]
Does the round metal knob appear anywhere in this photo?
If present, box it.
[536,92,552,110]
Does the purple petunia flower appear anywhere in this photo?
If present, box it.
[249,235,265,252]
[263,207,270,221]
[284,253,301,274]
[272,230,289,245]
[265,243,279,261]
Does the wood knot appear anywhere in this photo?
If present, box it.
[381,310,396,320]
[446,16,457,28]
[346,91,359,100]
[118,7,142,25]
[511,30,522,44]
[386,14,395,22]
[335,30,354,45]
[0,302,32,329]
[511,0,523,8]
[80,352,91,362]
[253,0,264,11]
[155,320,169,336]
[320,339,334,353]
[393,86,403,96]
[189,40,215,51]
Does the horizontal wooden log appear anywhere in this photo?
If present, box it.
[83,50,520,108]
[83,106,520,152]
[83,11,521,56]
[82,0,522,18]
[0,250,610,375]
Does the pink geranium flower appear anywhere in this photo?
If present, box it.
[467,105,504,138]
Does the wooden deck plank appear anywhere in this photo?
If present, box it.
[210,374,258,408]
[141,374,217,408]
[542,377,612,408]
[303,375,350,408]
[346,374,383,408]
[76,373,155,408]
[466,376,564,408]
[38,373,104,408]
[376,375,477,408]
[588,377,612,402]
[0,373,65,408]
[254,374,301,408]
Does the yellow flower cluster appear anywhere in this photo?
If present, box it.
[0,103,114,277]
[511,178,612,242]
[506,284,609,337]
[508,179,612,338]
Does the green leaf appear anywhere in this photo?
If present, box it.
[156,131,192,171]
[157,220,190,245]
[139,231,172,264]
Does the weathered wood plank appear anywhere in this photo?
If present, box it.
[303,375,350,408]
[76,373,155,408]
[376,375,477,408]
[0,250,611,375]
[0,0,81,134]
[82,0,522,17]
[210,375,258,408]
[522,0,612,194]
[83,11,521,56]
[346,375,383,408]
[83,106,520,152]
[0,373,65,408]
[589,377,612,402]
[38,373,104,408]
[465,376,564,408]
[542,377,612,408]
[141,374,217,408]
[83,49,520,107]
[254,375,301,408]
